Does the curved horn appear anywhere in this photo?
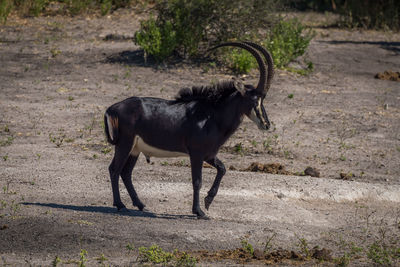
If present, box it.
[208,42,267,94]
[243,41,274,96]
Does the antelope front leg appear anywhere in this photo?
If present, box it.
[190,154,209,220]
[204,157,226,210]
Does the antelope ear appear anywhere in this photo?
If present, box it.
[232,77,246,96]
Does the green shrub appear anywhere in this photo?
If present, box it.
[134,0,281,61]
[11,0,49,17]
[138,245,174,264]
[367,242,399,266]
[240,239,254,255]
[339,0,400,30]
[222,18,314,73]
[286,0,400,31]
[264,18,314,68]
[175,251,197,267]
[0,0,13,23]
[228,49,257,74]
[0,0,141,21]
[134,16,177,61]
[100,0,113,15]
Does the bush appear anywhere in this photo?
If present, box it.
[340,0,400,30]
[12,0,50,17]
[0,0,13,23]
[227,49,257,74]
[134,0,282,61]
[134,16,177,61]
[263,18,314,68]
[138,245,174,264]
[0,0,140,21]
[223,18,314,74]
[286,0,400,31]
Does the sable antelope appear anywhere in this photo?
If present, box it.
[104,42,274,219]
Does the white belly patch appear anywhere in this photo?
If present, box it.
[131,136,187,158]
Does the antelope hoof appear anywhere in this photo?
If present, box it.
[117,207,129,213]
[197,214,210,220]
[194,209,209,220]
[114,202,127,211]
[204,195,214,210]
[134,201,145,211]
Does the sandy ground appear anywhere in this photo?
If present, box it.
[0,9,399,266]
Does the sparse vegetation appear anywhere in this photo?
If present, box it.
[296,236,312,259]
[96,253,108,265]
[240,239,255,256]
[138,245,174,264]
[0,136,14,146]
[126,242,135,252]
[52,256,62,267]
[49,132,65,147]
[0,0,137,22]
[78,249,88,267]
[234,142,244,154]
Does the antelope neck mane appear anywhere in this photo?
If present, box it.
[174,80,237,105]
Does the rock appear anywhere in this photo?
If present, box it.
[253,249,264,260]
[242,162,292,175]
[340,172,355,180]
[375,70,400,82]
[304,167,320,177]
[312,248,332,261]
[290,250,302,259]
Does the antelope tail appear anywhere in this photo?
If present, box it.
[104,111,119,145]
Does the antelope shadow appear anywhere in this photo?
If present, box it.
[21,202,197,220]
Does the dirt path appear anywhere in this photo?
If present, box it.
[1,10,399,266]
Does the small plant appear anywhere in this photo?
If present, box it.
[96,253,108,264]
[79,249,88,267]
[52,256,62,267]
[296,236,311,259]
[0,136,14,146]
[335,252,351,267]
[101,146,112,154]
[288,93,294,99]
[367,242,397,266]
[174,251,197,267]
[264,233,276,252]
[50,47,61,58]
[10,200,21,216]
[234,143,244,154]
[49,132,65,147]
[138,245,174,264]
[2,155,8,161]
[240,239,254,256]
[126,242,135,252]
